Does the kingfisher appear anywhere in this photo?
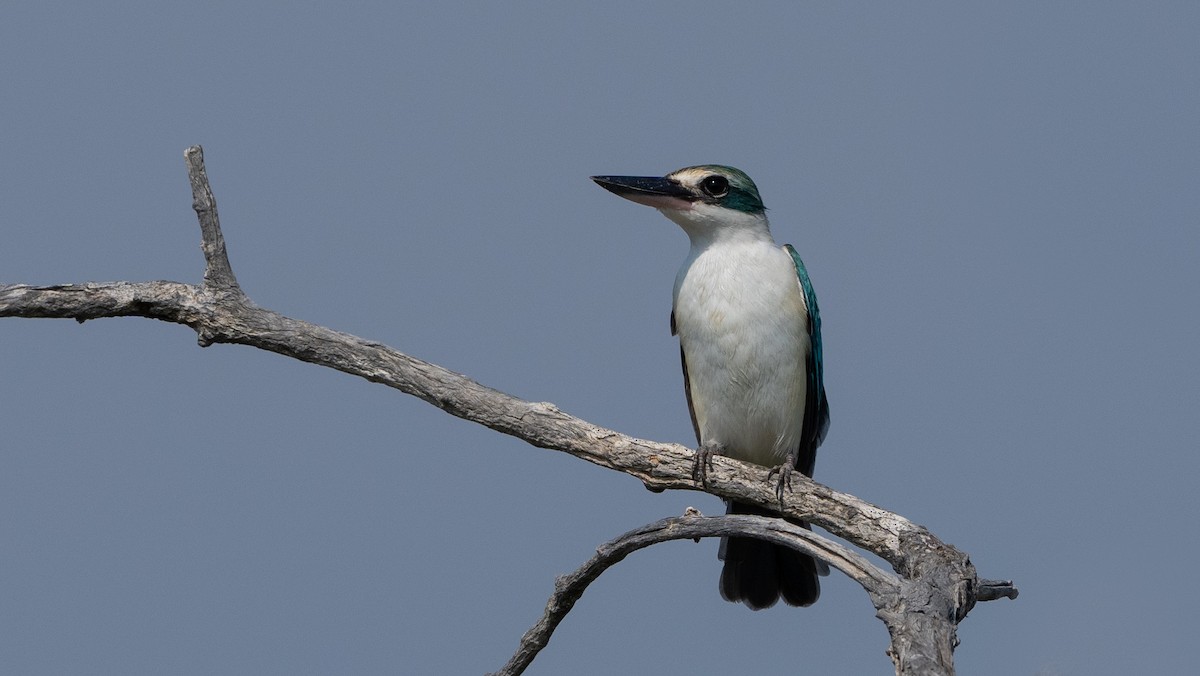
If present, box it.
[591,165,830,610]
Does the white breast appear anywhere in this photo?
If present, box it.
[672,239,811,467]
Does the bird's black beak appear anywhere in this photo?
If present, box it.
[591,175,695,209]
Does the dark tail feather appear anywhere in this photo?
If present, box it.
[719,501,825,610]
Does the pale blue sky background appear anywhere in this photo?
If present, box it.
[3,2,1198,674]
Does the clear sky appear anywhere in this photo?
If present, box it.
[3,2,1197,674]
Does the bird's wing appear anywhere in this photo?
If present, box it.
[784,244,830,476]
[671,310,703,445]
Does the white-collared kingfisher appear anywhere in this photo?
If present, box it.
[591,165,830,610]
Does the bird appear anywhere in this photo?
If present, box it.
[591,165,830,610]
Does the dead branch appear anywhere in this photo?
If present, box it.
[490,511,900,676]
[0,146,1017,676]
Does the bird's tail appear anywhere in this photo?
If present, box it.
[718,501,828,610]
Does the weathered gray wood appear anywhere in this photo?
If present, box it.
[185,146,238,295]
[0,146,1017,675]
[490,512,902,676]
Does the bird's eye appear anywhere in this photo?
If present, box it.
[700,175,729,197]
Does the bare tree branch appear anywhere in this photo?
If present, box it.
[0,146,1017,676]
[490,511,901,676]
[186,145,239,294]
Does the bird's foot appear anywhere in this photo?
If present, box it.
[766,462,794,505]
[692,442,723,487]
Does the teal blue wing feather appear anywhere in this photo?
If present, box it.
[784,244,830,475]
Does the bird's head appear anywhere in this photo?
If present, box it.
[591,165,769,242]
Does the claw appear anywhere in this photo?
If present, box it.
[692,442,722,487]
[767,460,796,504]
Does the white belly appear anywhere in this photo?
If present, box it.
[673,241,810,468]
